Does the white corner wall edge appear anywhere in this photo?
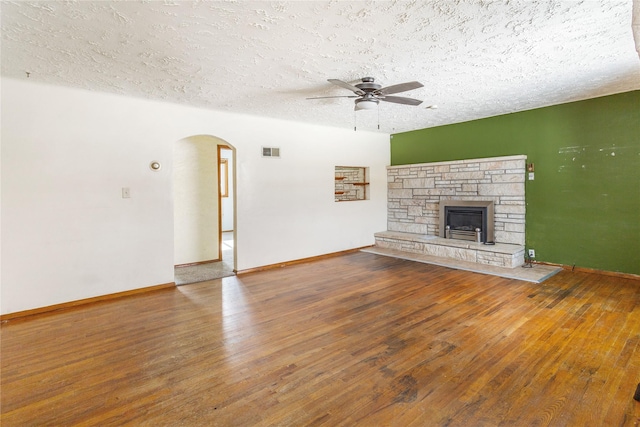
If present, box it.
[0,78,389,315]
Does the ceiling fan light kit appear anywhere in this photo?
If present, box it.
[355,98,379,110]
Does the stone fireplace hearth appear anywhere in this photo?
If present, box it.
[374,155,527,268]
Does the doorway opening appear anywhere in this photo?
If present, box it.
[219,145,235,273]
[173,135,236,285]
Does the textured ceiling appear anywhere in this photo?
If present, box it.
[2,1,640,134]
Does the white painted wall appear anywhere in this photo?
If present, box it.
[0,78,389,315]
[173,135,220,265]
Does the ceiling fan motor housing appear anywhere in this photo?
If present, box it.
[355,77,381,92]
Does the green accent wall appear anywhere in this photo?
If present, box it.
[391,91,640,275]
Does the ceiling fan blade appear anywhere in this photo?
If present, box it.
[379,95,423,106]
[328,79,366,96]
[375,81,424,96]
[307,95,359,100]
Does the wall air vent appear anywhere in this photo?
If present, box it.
[262,147,280,158]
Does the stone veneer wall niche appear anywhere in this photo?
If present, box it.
[387,155,526,244]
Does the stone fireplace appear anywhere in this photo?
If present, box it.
[385,155,526,245]
[374,155,527,268]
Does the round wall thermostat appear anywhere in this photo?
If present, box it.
[150,161,161,171]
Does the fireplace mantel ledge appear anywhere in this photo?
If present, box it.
[386,154,527,170]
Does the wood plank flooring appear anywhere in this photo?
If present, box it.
[2,251,639,426]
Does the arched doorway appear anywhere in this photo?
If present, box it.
[173,135,236,284]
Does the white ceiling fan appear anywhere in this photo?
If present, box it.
[308,77,424,110]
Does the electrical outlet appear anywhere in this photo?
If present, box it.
[528,249,535,258]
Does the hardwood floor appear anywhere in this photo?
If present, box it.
[2,252,639,426]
